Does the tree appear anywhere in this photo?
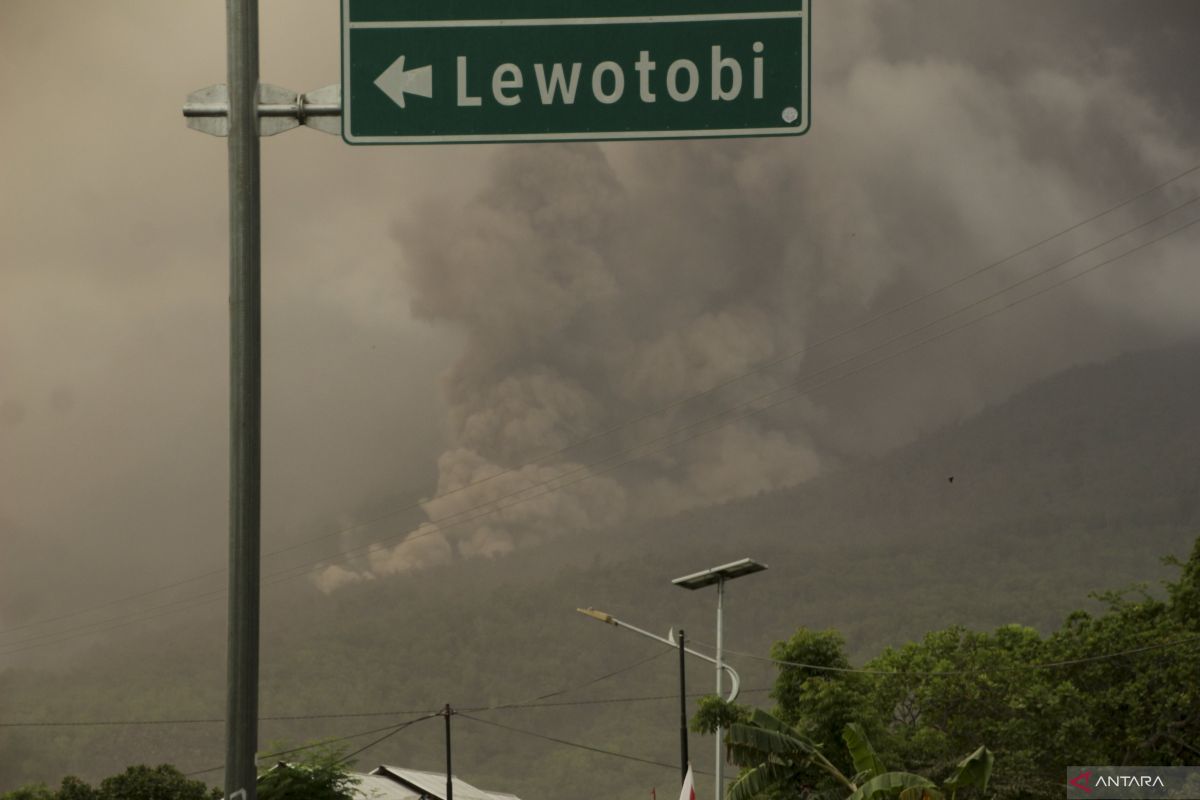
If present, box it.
[0,785,55,800]
[699,537,1200,800]
[95,765,220,800]
[0,768,216,800]
[54,777,97,800]
[855,541,1200,796]
[256,746,359,800]
[723,708,992,800]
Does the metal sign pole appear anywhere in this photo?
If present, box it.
[444,704,454,800]
[183,9,340,798]
[678,628,689,783]
[714,578,725,800]
[225,0,262,798]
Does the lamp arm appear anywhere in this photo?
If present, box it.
[576,608,741,702]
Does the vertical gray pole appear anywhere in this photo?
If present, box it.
[678,628,689,782]
[444,705,453,800]
[224,1,261,798]
[714,579,725,800]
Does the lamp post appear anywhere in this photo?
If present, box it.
[673,558,767,800]
[575,608,740,785]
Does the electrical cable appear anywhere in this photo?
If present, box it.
[6,161,1198,641]
[0,708,437,729]
[689,633,1200,677]
[182,712,440,777]
[14,627,1200,726]
[0,692,778,729]
[460,687,774,714]
[0,651,715,728]
[337,712,442,764]
[198,633,1200,782]
[509,648,673,705]
[175,653,707,777]
[456,713,713,775]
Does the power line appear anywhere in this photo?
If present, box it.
[510,648,673,705]
[187,710,709,781]
[171,653,729,778]
[19,619,1200,729]
[456,713,713,776]
[460,687,774,713]
[68,624,1200,777]
[0,692,774,730]
[13,626,1200,726]
[3,204,1198,659]
[5,161,1198,642]
[691,634,1200,677]
[0,650,724,729]
[183,713,440,777]
[0,585,227,652]
[0,708,435,729]
[337,712,442,764]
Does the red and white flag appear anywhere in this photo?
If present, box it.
[679,765,696,800]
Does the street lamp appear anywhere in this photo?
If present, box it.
[673,558,768,800]
[575,607,741,699]
[576,607,740,785]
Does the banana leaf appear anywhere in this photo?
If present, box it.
[727,763,796,800]
[898,787,945,800]
[846,772,937,800]
[842,723,887,780]
[944,746,994,792]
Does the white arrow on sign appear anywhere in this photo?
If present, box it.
[374,55,433,108]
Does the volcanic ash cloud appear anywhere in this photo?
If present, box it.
[316,25,1198,589]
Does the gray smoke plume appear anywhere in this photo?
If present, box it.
[317,2,1199,589]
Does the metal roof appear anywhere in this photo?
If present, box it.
[371,765,522,800]
[353,773,424,800]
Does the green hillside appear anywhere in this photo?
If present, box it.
[3,341,1198,799]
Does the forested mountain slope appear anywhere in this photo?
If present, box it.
[3,341,1198,799]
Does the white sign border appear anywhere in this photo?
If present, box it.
[340,0,810,145]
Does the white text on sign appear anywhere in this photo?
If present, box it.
[456,44,766,107]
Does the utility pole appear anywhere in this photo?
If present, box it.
[678,628,689,782]
[715,577,725,800]
[672,559,768,800]
[182,5,340,797]
[444,704,454,800]
[225,1,261,798]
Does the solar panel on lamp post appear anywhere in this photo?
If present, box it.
[672,558,768,800]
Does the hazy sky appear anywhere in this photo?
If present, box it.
[2,2,1199,639]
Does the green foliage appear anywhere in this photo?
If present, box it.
[752,538,1200,800]
[770,629,875,780]
[95,765,220,800]
[1,785,55,800]
[1,767,219,800]
[691,695,752,735]
[728,762,805,800]
[725,709,988,800]
[2,347,1198,800]
[726,710,851,800]
[727,709,821,763]
[1166,538,1200,628]
[256,746,359,800]
[53,777,97,800]
[943,747,993,794]
[845,773,936,800]
[841,724,886,782]
[896,788,942,800]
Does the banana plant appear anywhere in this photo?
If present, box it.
[726,710,993,800]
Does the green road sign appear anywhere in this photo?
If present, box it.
[341,0,809,144]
